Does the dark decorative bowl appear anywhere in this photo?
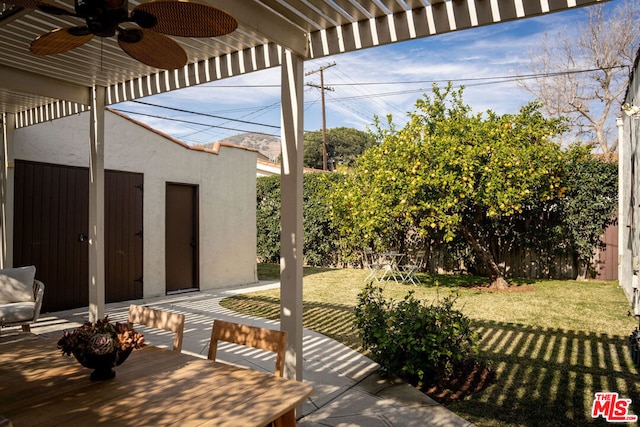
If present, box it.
[72,348,133,381]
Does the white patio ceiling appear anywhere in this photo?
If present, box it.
[1,0,606,126]
[0,0,608,382]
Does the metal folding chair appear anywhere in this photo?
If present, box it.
[399,250,426,285]
[363,247,384,282]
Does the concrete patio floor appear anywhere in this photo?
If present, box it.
[16,281,474,427]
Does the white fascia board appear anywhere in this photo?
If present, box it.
[0,65,91,106]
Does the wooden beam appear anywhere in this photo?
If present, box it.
[0,65,91,107]
[201,0,309,58]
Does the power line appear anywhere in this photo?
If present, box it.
[114,64,629,141]
[127,65,629,114]
[220,102,282,140]
[113,108,280,137]
[330,65,405,121]
[188,65,627,88]
[129,100,281,130]
[317,65,631,102]
[324,65,629,86]
[118,97,322,135]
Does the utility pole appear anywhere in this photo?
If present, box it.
[305,62,336,171]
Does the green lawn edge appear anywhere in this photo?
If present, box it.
[220,264,640,426]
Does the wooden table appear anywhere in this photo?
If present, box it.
[0,333,313,426]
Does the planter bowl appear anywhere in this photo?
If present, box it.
[72,348,133,381]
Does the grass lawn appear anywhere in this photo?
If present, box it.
[220,264,640,426]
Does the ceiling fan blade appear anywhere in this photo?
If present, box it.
[37,2,75,15]
[2,0,74,15]
[118,29,187,70]
[30,27,94,55]
[2,0,44,9]
[131,1,237,38]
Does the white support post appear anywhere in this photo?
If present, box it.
[89,86,106,322]
[280,49,304,382]
[0,113,14,268]
[618,117,632,303]
[0,113,16,268]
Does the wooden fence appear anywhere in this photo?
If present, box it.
[422,246,577,280]
[420,224,618,281]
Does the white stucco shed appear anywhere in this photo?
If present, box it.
[11,109,257,300]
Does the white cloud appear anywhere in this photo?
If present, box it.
[113,5,596,143]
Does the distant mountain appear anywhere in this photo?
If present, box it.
[206,133,281,161]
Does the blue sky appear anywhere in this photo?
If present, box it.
[112,2,618,146]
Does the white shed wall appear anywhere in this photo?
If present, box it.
[12,110,258,297]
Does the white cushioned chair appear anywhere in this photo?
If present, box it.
[0,266,45,332]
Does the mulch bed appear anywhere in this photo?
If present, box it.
[418,358,497,404]
[413,283,527,402]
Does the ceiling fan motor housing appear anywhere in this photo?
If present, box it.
[75,0,128,37]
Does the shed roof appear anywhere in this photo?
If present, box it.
[107,108,257,155]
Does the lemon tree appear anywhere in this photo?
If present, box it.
[330,84,568,289]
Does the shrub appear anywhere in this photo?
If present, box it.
[256,176,281,264]
[354,283,480,383]
[302,173,341,266]
[256,173,343,267]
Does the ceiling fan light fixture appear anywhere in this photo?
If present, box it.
[75,0,128,36]
[75,0,127,15]
[74,0,94,18]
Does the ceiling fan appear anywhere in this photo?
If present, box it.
[3,0,238,69]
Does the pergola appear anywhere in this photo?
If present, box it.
[0,0,607,380]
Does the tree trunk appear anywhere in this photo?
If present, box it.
[488,276,510,290]
[575,258,589,281]
[459,226,510,290]
[569,251,589,281]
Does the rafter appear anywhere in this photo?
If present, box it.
[0,65,90,109]
[201,0,309,58]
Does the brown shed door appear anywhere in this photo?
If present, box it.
[165,183,199,293]
[13,160,143,312]
[14,161,89,312]
[105,170,144,303]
